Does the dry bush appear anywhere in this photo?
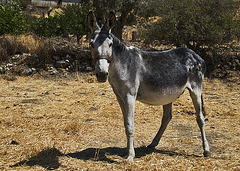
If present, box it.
[15,34,41,54]
[0,35,54,64]
[0,34,92,76]
[0,36,28,62]
[35,38,54,64]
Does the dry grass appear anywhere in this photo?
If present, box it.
[0,73,239,170]
[0,35,53,63]
[0,35,91,68]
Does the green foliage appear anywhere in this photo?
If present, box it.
[139,0,240,71]
[30,11,63,38]
[0,3,26,35]
[30,3,91,41]
[90,0,134,17]
[61,3,92,42]
[13,0,31,8]
[0,2,91,40]
[0,1,136,41]
[90,0,137,39]
[135,0,159,19]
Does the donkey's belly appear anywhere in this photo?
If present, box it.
[136,85,186,105]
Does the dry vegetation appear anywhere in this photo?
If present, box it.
[0,2,239,169]
[0,71,239,170]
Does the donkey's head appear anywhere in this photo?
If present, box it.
[87,11,116,83]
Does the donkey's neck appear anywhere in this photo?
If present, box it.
[111,33,128,57]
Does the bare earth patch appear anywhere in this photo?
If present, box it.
[0,72,239,170]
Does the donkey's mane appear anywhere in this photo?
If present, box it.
[111,33,128,53]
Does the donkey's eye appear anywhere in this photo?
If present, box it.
[109,43,113,47]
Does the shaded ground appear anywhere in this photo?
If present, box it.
[0,72,239,170]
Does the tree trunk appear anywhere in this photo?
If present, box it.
[112,1,135,40]
[92,0,136,40]
[77,35,82,45]
[92,0,106,25]
[112,21,124,40]
[57,0,62,7]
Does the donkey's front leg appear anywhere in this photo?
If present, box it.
[117,93,136,162]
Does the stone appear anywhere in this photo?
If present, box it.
[55,60,70,68]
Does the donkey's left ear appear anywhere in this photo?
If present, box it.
[106,11,116,31]
[87,11,98,33]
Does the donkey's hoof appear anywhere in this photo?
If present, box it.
[126,156,134,162]
[203,151,211,157]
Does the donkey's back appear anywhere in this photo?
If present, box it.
[137,47,206,106]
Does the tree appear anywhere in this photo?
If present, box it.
[56,0,62,7]
[13,0,31,8]
[61,3,92,43]
[139,0,240,73]
[0,3,26,35]
[89,0,137,40]
[29,10,63,38]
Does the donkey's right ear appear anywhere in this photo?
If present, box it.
[87,11,98,33]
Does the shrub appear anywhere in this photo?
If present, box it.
[29,10,63,38]
[60,3,92,43]
[15,0,31,9]
[0,36,28,62]
[139,0,240,73]
[0,3,26,35]
[29,3,91,42]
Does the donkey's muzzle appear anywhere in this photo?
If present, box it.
[96,72,108,83]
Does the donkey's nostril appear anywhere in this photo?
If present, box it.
[96,72,108,82]
[97,72,108,77]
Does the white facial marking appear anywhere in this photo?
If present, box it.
[97,59,109,73]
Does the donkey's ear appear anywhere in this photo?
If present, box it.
[87,11,98,32]
[106,11,116,31]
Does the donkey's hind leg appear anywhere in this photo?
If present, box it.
[148,103,172,148]
[188,87,211,157]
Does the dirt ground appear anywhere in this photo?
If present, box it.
[0,71,239,170]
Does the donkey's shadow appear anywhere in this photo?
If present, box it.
[11,147,63,170]
[66,146,201,163]
[11,146,201,170]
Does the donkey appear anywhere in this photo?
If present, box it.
[87,11,210,162]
